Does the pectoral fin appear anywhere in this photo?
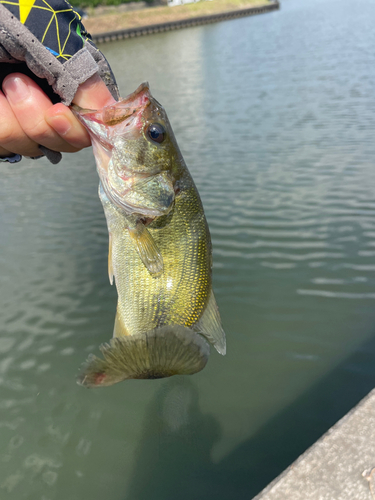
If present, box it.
[194,290,226,355]
[128,221,163,276]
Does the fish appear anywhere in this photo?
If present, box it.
[71,83,226,387]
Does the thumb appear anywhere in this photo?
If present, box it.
[72,73,116,109]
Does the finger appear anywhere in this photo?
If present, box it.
[45,103,91,149]
[0,145,16,157]
[46,74,116,149]
[0,89,40,156]
[73,73,116,109]
[3,74,81,153]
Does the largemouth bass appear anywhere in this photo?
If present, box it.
[72,83,226,387]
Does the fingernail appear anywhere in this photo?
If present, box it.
[3,76,30,103]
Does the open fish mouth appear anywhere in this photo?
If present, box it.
[71,83,152,148]
[101,82,151,129]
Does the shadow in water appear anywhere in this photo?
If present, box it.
[126,378,221,500]
[214,331,375,499]
[127,332,375,500]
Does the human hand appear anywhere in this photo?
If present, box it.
[0,72,116,159]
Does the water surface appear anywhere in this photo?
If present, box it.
[2,0,375,497]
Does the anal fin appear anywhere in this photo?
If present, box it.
[113,306,129,338]
[128,221,163,276]
[194,290,226,355]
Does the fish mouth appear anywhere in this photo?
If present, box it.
[101,83,151,130]
[71,83,153,148]
[73,82,151,120]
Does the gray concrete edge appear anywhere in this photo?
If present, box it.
[252,388,375,500]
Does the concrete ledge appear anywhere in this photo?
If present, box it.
[253,388,375,500]
[91,2,280,43]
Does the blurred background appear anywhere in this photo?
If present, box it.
[1,0,375,498]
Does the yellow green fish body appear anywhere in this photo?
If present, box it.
[72,83,225,387]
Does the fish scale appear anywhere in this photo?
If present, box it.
[108,180,211,334]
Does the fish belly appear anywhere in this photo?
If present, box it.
[112,186,212,337]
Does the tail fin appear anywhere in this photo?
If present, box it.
[77,326,210,388]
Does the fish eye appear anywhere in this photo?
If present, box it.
[147,123,166,144]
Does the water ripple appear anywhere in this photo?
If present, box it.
[1,0,375,496]
[298,289,375,299]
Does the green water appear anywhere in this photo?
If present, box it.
[2,0,375,497]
